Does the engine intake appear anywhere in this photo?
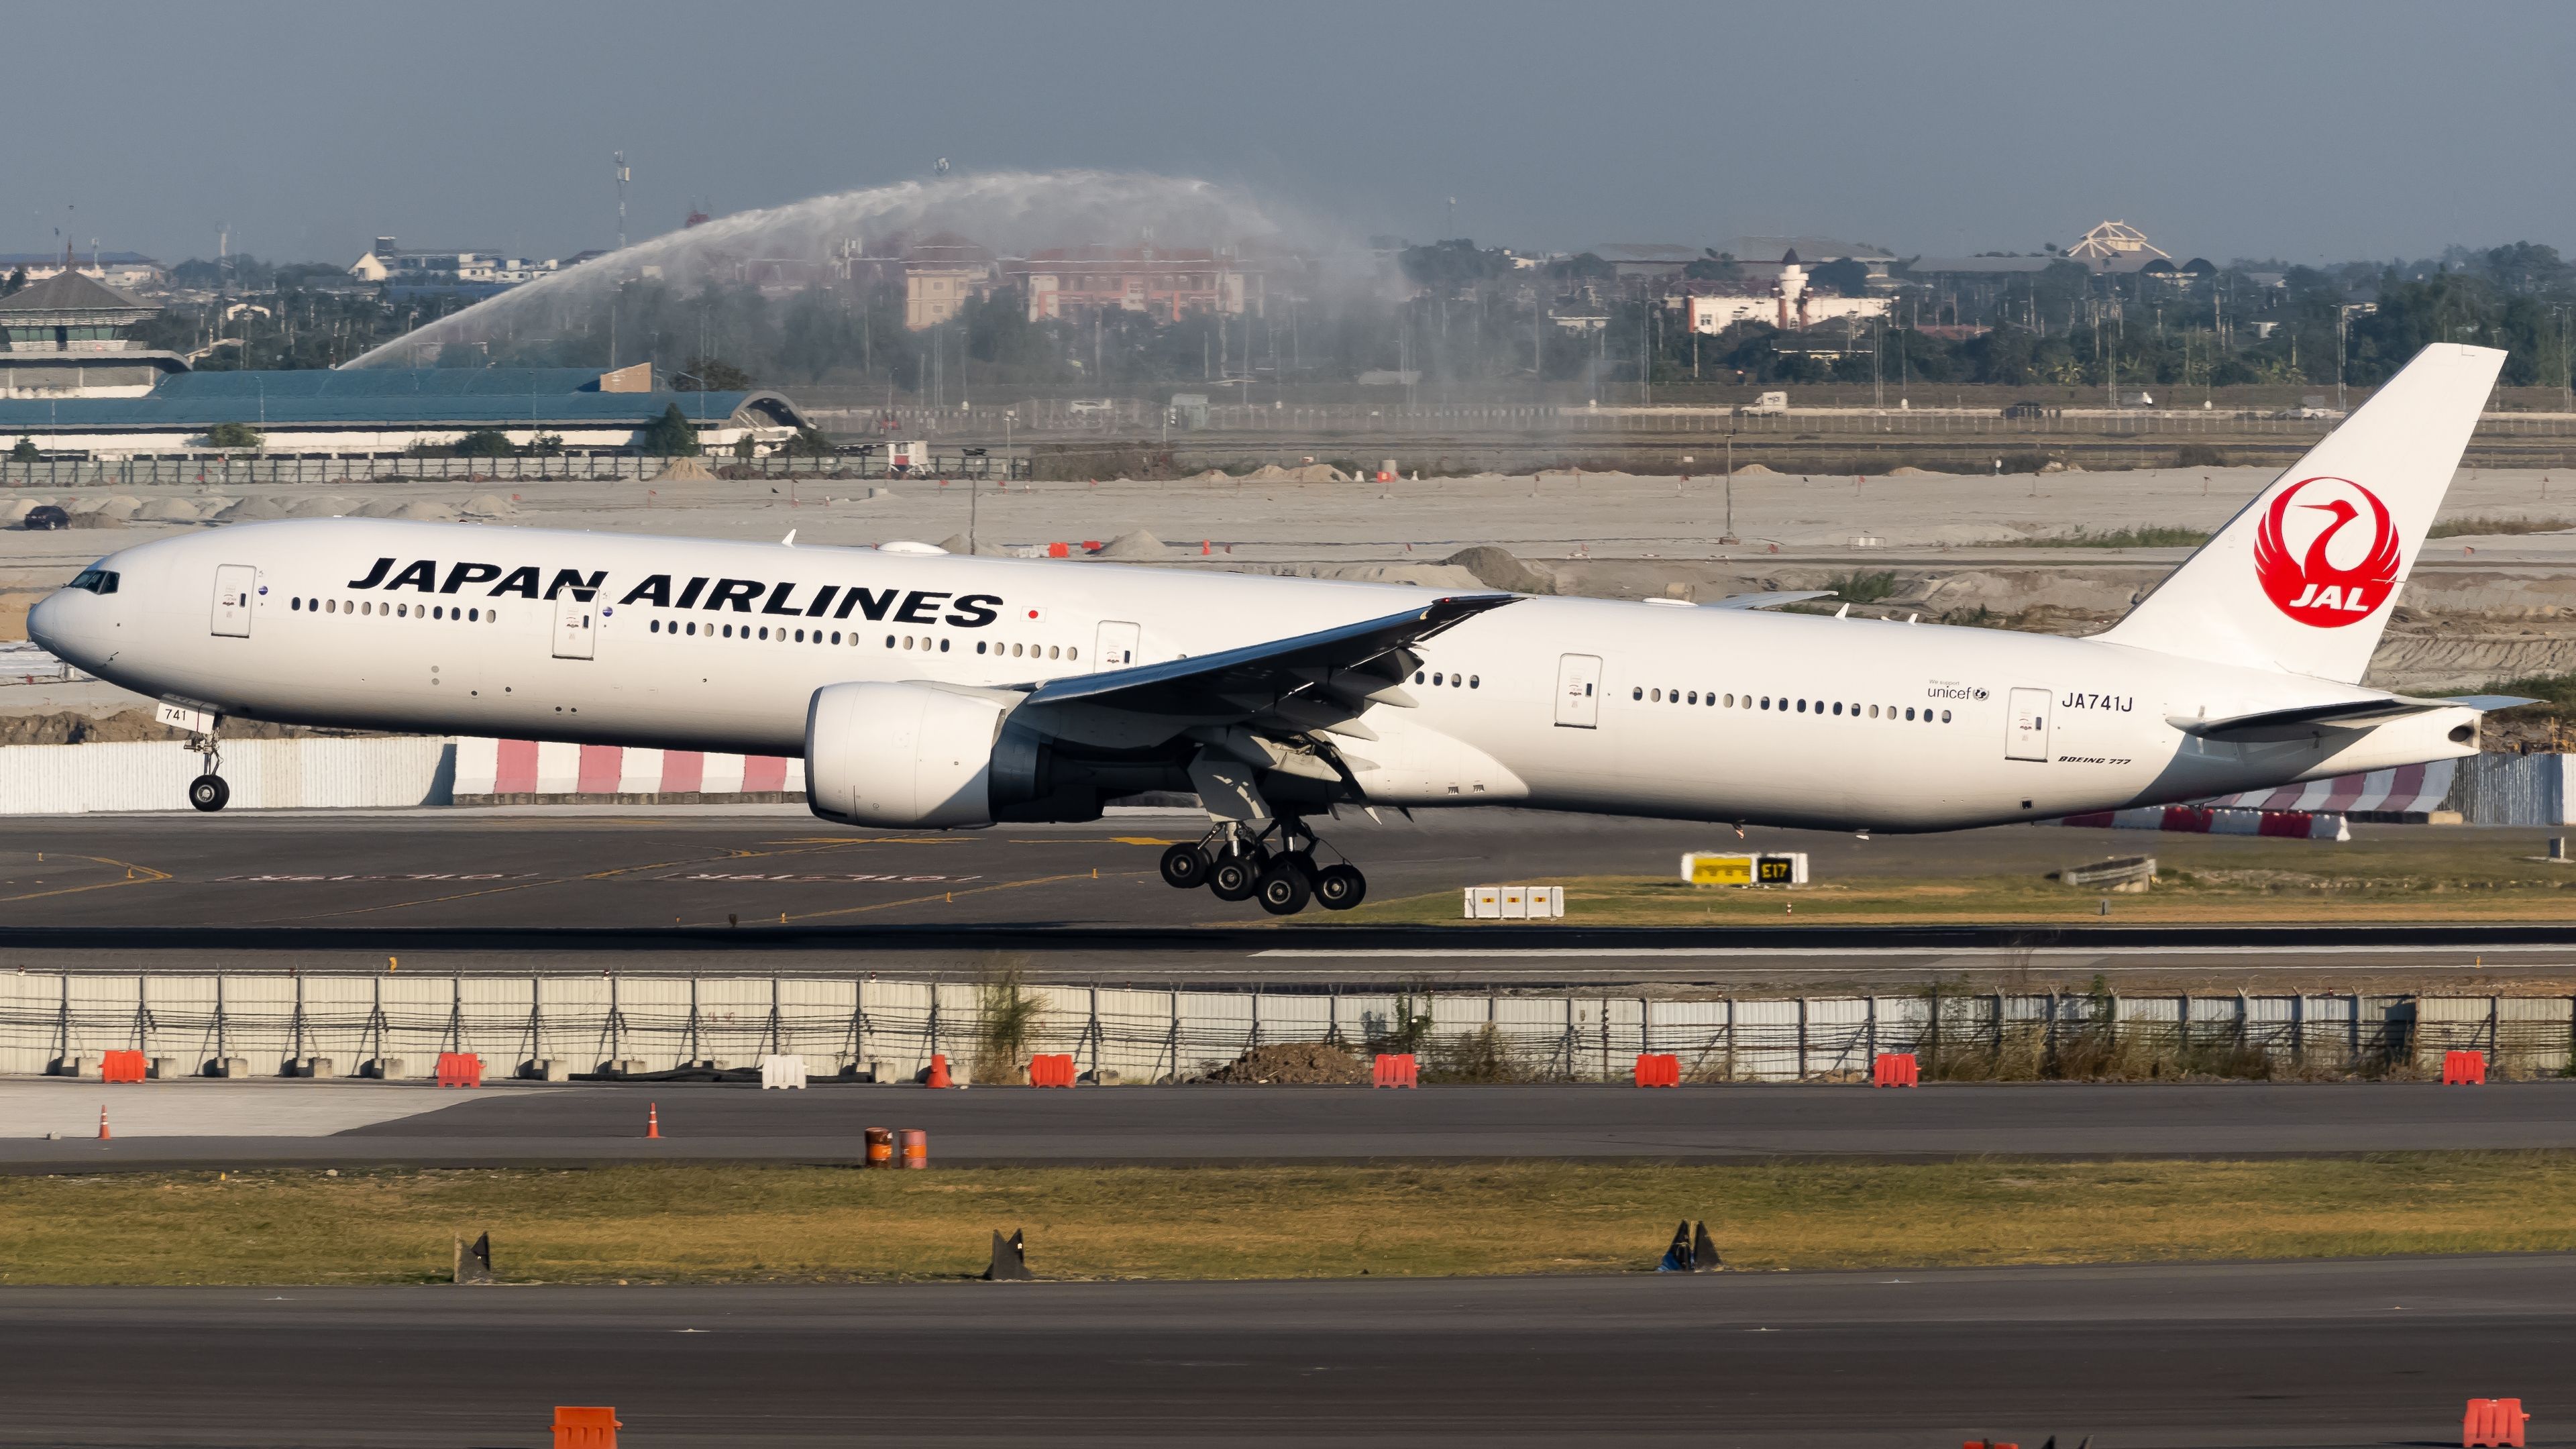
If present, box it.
[806,682,1016,828]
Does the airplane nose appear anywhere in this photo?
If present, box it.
[25,591,66,654]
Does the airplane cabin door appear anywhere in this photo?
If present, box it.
[210,565,256,637]
[2006,687,2051,761]
[1094,619,1140,670]
[1554,653,1602,728]
[551,594,596,660]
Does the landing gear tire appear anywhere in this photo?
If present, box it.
[188,774,229,813]
[1159,843,1212,890]
[1208,851,1265,902]
[1255,859,1314,916]
[1313,863,1367,911]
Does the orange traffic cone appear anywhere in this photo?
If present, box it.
[97,1105,111,1140]
[645,1103,661,1139]
[926,1054,953,1089]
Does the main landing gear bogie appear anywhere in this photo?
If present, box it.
[1161,823,1364,916]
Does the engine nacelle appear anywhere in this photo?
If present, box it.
[806,682,1014,828]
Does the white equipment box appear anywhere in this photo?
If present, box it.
[1463,885,1566,920]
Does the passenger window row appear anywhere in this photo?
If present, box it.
[1631,685,1951,722]
[1412,669,1480,689]
[292,596,490,623]
[638,617,1076,661]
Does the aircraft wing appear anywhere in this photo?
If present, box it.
[1703,590,1833,610]
[1020,593,1517,729]
[2167,693,2537,743]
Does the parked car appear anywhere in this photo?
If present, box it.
[20,504,68,531]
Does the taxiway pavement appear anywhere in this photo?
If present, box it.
[1,1255,2567,1446]
[6,810,2576,987]
[8,1078,2573,1170]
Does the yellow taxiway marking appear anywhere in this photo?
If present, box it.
[0,855,171,906]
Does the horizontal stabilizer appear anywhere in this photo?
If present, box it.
[2167,692,2519,743]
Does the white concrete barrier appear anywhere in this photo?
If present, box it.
[0,737,455,814]
[760,1054,808,1089]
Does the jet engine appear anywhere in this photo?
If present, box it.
[806,682,1175,828]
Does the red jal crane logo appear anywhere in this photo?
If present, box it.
[2251,476,2401,628]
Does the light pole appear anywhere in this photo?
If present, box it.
[1721,413,1738,544]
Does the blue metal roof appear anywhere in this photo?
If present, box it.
[0,368,805,431]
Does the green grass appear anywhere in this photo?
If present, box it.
[1825,570,1900,603]
[1985,525,2211,549]
[2428,515,2576,538]
[2,1157,2571,1285]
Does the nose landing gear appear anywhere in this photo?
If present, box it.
[185,735,228,813]
[1159,819,1365,915]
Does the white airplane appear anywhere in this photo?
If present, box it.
[29,343,2525,915]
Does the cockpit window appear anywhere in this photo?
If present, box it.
[67,569,119,595]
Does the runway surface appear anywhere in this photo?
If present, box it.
[8,810,2576,985]
[3,1255,2568,1446]
[10,1079,2574,1169]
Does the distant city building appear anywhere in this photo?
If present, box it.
[0,250,166,292]
[1913,221,2193,280]
[0,366,809,455]
[1587,244,1703,283]
[347,237,575,297]
[1005,246,1261,324]
[901,234,996,329]
[1721,237,1899,287]
[0,270,189,398]
[1670,253,1889,335]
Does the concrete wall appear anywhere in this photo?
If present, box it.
[0,737,454,814]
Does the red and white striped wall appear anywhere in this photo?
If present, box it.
[2057,805,2350,841]
[453,739,804,802]
[2055,761,2459,841]
[2202,760,2457,816]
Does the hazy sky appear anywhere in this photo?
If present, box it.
[10,0,2573,268]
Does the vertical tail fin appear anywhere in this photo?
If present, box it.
[2098,343,2505,684]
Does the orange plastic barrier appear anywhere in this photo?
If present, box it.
[435,1052,482,1088]
[1632,1053,1680,1087]
[1028,1053,1077,1088]
[2443,1051,2488,1085]
[1046,541,1069,558]
[1373,1053,1418,1089]
[100,1050,146,1084]
[1872,1053,1921,1088]
[552,1405,622,1449]
[1960,1442,2019,1449]
[898,1128,929,1169]
[2464,1397,2530,1448]
[926,1053,954,1089]
[863,1126,894,1167]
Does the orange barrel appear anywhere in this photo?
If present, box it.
[863,1126,894,1168]
[897,1128,929,1169]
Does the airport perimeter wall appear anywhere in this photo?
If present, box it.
[0,733,2566,822]
[3,973,2569,1083]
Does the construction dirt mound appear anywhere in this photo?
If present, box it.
[1244,462,1348,483]
[1195,1042,1369,1085]
[1444,545,1558,595]
[462,492,517,517]
[658,458,717,482]
[0,709,370,747]
[215,496,288,522]
[136,498,201,522]
[1094,528,1175,559]
[288,495,358,518]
